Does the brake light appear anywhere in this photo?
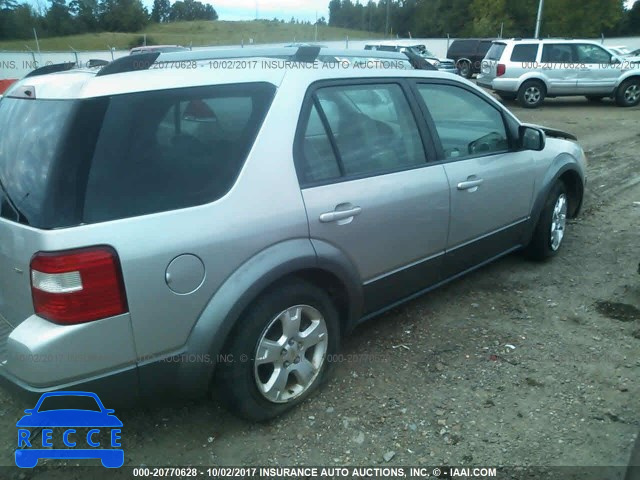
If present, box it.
[30,246,128,325]
[497,64,506,76]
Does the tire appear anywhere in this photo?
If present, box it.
[586,96,604,102]
[216,279,340,421]
[458,60,472,79]
[615,78,640,107]
[517,80,546,108]
[526,181,569,261]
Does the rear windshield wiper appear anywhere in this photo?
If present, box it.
[0,176,26,224]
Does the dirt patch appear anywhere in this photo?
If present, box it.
[595,301,640,322]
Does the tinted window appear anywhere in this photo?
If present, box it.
[299,104,341,183]
[418,84,508,159]
[0,83,275,228]
[576,44,611,63]
[541,44,575,63]
[478,41,494,55]
[0,98,94,227]
[511,44,539,62]
[485,43,506,60]
[448,40,472,56]
[84,83,274,223]
[300,84,426,180]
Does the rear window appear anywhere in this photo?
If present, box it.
[448,40,472,56]
[0,82,275,228]
[485,43,506,60]
[510,44,539,62]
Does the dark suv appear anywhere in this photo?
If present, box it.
[447,38,495,78]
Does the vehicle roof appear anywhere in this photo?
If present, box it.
[6,59,459,100]
[365,40,427,47]
[6,47,457,100]
[130,45,184,50]
[494,38,606,44]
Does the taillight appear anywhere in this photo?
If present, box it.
[497,64,506,76]
[30,246,128,325]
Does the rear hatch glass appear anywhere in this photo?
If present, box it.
[485,43,507,61]
[0,82,275,229]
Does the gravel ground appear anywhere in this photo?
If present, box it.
[0,96,639,479]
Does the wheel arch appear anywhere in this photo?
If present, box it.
[524,156,585,243]
[615,72,640,89]
[517,75,549,93]
[171,238,363,396]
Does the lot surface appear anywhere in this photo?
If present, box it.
[0,96,639,479]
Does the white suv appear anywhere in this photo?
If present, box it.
[477,39,640,108]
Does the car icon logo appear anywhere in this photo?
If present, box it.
[15,391,124,468]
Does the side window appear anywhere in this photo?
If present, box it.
[576,44,611,64]
[541,44,574,63]
[418,84,509,159]
[84,83,275,223]
[510,44,539,62]
[299,104,342,184]
[307,83,426,178]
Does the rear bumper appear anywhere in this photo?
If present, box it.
[0,354,213,408]
[0,364,140,408]
[475,74,494,89]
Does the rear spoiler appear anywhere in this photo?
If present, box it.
[522,123,577,141]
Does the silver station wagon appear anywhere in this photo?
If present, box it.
[0,47,586,420]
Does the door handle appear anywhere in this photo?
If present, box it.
[319,206,362,223]
[457,178,484,190]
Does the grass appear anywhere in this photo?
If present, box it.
[0,20,383,51]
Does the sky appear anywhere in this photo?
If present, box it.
[210,0,638,22]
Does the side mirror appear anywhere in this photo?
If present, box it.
[519,125,545,151]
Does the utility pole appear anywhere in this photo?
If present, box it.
[385,0,390,37]
[534,0,544,39]
[315,11,318,42]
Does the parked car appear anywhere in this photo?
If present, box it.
[129,45,189,55]
[364,41,458,74]
[0,47,586,421]
[446,38,495,78]
[477,38,640,108]
[608,45,633,57]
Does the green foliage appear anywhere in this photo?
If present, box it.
[328,0,635,38]
[128,34,157,47]
[169,0,217,22]
[151,0,170,23]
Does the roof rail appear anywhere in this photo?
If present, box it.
[24,62,76,78]
[94,45,435,77]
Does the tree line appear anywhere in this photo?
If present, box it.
[0,0,218,41]
[329,0,640,38]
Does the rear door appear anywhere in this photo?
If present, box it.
[574,43,621,94]
[296,80,450,314]
[539,43,579,94]
[414,81,536,277]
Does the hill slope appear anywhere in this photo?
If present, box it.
[0,20,383,51]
